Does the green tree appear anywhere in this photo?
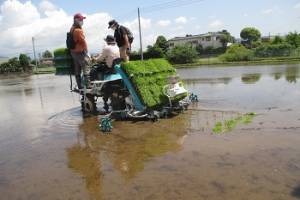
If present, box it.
[240,27,261,47]
[154,35,168,53]
[285,32,300,48]
[42,50,53,58]
[272,35,284,44]
[195,44,203,55]
[219,30,234,48]
[146,45,164,58]
[19,54,31,72]
[166,45,198,64]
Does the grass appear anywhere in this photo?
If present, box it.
[175,56,300,68]
[33,66,56,74]
[212,112,256,134]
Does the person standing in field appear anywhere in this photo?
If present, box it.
[67,13,89,89]
[108,19,134,62]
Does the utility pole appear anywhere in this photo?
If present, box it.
[138,7,143,60]
[32,37,38,71]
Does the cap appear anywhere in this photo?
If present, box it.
[108,19,118,29]
[74,13,86,20]
[104,35,115,43]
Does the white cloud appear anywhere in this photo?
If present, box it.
[0,0,40,30]
[195,25,201,30]
[0,0,190,57]
[262,6,283,15]
[39,0,56,14]
[157,20,171,27]
[0,0,112,56]
[175,16,187,24]
[295,2,300,9]
[122,17,153,50]
[243,13,248,17]
[262,8,273,14]
[209,20,224,29]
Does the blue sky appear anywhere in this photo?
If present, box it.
[1,0,300,57]
[20,0,300,36]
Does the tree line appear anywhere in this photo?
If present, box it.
[0,50,53,74]
[131,28,300,64]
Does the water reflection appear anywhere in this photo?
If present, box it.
[241,73,261,84]
[178,64,300,85]
[66,115,189,199]
[285,66,300,83]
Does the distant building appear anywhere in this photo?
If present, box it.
[40,58,54,66]
[167,32,224,49]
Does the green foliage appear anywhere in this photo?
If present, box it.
[212,113,256,134]
[146,45,164,58]
[212,122,223,133]
[155,35,168,53]
[130,36,168,61]
[202,46,226,55]
[285,32,300,48]
[218,30,234,48]
[121,59,186,108]
[53,48,70,58]
[166,45,198,64]
[53,48,73,75]
[195,44,203,55]
[240,27,261,46]
[254,43,294,57]
[252,41,263,48]
[272,35,284,44]
[42,50,53,58]
[0,57,23,74]
[19,54,31,72]
[219,44,254,62]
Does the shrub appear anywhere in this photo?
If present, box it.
[19,54,31,72]
[146,45,165,58]
[254,43,294,57]
[166,45,198,64]
[219,44,254,61]
[0,57,22,74]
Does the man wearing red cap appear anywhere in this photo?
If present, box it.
[69,13,89,89]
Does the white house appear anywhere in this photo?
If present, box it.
[167,32,224,49]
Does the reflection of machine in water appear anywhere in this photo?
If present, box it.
[66,114,189,199]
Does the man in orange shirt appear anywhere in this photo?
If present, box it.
[69,13,89,89]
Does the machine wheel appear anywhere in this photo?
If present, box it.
[81,94,97,114]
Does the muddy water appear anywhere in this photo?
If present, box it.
[0,64,300,200]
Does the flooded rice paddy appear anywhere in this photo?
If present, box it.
[0,64,300,200]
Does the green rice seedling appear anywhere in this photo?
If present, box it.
[121,59,184,108]
[213,122,223,134]
[242,112,256,124]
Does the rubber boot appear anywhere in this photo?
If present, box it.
[75,75,82,89]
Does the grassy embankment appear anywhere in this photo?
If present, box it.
[175,56,300,68]
[33,66,56,74]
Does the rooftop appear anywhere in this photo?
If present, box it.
[168,32,223,41]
